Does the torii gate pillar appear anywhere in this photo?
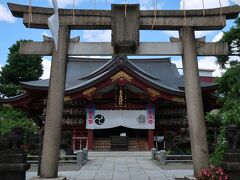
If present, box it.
[180,26,209,176]
[40,26,70,178]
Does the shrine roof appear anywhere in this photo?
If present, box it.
[20,56,217,96]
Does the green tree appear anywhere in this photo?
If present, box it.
[0,40,43,84]
[207,66,240,166]
[217,64,240,127]
[0,83,22,98]
[217,17,240,68]
[0,40,43,98]
[208,18,240,166]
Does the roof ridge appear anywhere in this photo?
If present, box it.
[78,56,120,80]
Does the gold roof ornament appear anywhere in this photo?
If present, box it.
[171,97,185,103]
[83,87,97,97]
[111,71,133,82]
[64,96,72,102]
[147,88,160,97]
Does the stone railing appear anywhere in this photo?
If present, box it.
[151,148,192,164]
[76,148,88,166]
[27,148,88,165]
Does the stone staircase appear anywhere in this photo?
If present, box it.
[128,138,138,151]
[93,138,111,151]
[93,137,148,151]
[137,138,148,151]
[88,151,151,159]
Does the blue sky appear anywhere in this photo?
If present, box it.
[0,0,238,78]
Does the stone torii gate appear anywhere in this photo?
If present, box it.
[8,3,240,179]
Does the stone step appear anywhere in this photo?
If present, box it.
[88,151,151,158]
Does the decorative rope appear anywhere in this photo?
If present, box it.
[202,0,205,16]
[151,0,157,30]
[218,0,225,26]
[28,0,32,28]
[72,0,75,24]
[183,0,187,26]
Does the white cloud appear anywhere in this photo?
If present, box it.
[82,30,111,42]
[48,0,83,8]
[0,64,3,71]
[164,31,179,38]
[172,57,224,77]
[42,31,51,37]
[195,31,213,38]
[180,0,230,9]
[41,58,51,80]
[71,56,112,59]
[0,4,15,23]
[164,0,229,39]
[198,57,223,77]
[212,32,224,42]
[138,0,163,10]
[230,0,240,6]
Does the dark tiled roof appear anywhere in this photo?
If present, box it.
[20,56,217,94]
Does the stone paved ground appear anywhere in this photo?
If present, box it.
[27,158,194,180]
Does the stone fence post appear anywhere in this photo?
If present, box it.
[159,150,167,164]
[83,148,88,161]
[151,148,156,160]
[77,150,84,166]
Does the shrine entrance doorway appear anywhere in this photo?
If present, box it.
[93,127,148,151]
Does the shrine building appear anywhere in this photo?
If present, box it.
[1,56,218,151]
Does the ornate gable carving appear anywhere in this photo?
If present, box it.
[171,97,185,103]
[147,88,160,97]
[83,87,96,97]
[110,71,133,82]
[64,96,72,102]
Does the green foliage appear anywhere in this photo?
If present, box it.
[215,64,240,127]
[221,99,240,127]
[209,127,227,166]
[206,64,240,166]
[205,110,222,126]
[0,83,23,98]
[217,17,240,68]
[0,40,43,98]
[0,40,43,85]
[217,64,240,98]
[0,106,37,138]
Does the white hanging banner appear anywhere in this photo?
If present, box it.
[86,105,155,130]
[48,0,59,50]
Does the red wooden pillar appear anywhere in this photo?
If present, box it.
[87,129,93,150]
[148,129,154,150]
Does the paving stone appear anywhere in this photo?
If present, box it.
[27,156,194,180]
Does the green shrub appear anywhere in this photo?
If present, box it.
[209,127,227,166]
[0,105,37,140]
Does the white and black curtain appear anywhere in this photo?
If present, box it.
[86,104,155,129]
